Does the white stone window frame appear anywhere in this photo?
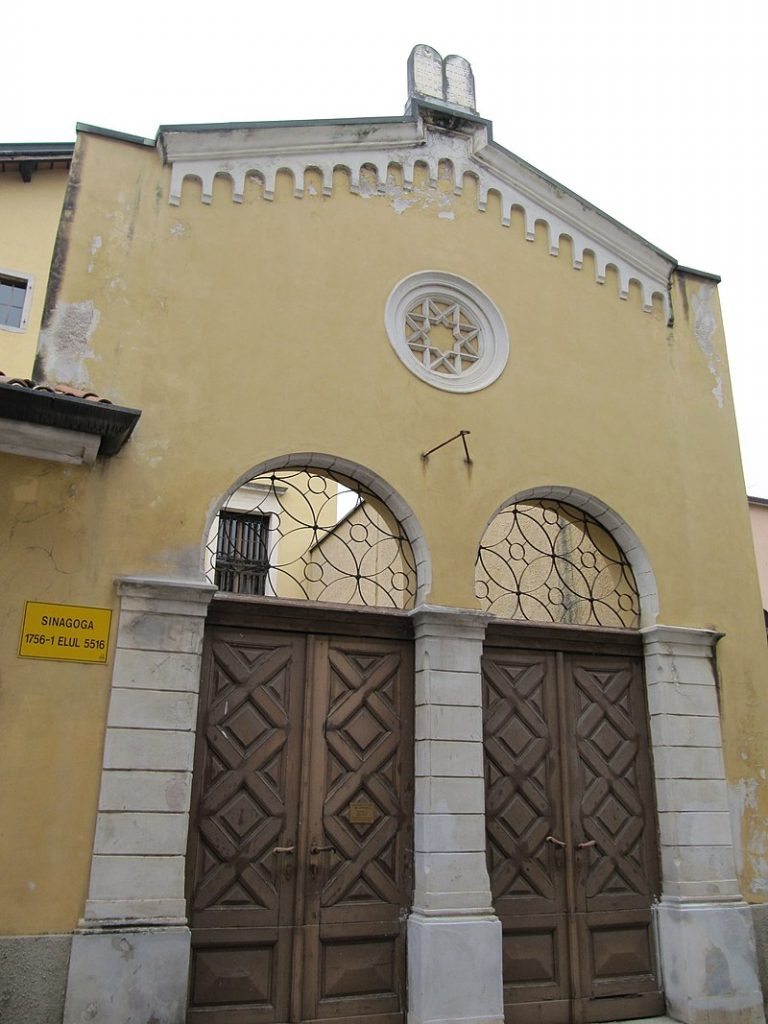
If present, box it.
[0,267,34,334]
[385,271,509,394]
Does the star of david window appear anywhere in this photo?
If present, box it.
[385,271,509,393]
[405,297,481,376]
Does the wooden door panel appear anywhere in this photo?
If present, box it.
[483,650,570,1012]
[303,637,412,1023]
[189,623,410,1024]
[188,630,307,1022]
[563,654,662,1017]
[500,913,570,1003]
[575,909,661,995]
[484,643,662,1024]
[189,926,295,1023]
[483,653,564,914]
[566,658,659,913]
[302,920,404,1024]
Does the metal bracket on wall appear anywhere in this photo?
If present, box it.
[421,429,472,465]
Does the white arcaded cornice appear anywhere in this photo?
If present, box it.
[160,114,673,317]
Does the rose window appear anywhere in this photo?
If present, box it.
[385,271,509,393]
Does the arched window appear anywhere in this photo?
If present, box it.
[205,467,418,610]
[475,499,640,627]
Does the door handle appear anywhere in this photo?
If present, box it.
[309,842,336,877]
[576,840,596,849]
[545,835,566,848]
[272,844,295,880]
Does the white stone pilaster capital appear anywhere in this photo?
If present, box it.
[410,603,492,641]
[116,576,216,617]
[640,623,724,657]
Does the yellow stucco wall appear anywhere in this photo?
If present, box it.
[1,129,767,934]
[0,166,68,377]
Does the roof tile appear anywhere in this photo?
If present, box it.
[0,373,111,404]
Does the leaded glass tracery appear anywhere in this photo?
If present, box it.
[475,500,640,627]
[206,469,417,609]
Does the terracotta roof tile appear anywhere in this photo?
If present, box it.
[0,373,111,404]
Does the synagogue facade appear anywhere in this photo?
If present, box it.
[1,45,767,1024]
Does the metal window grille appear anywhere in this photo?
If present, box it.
[206,470,417,609]
[475,500,640,627]
[214,511,270,595]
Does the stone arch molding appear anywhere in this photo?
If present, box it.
[479,484,659,628]
[203,451,432,607]
[162,118,673,317]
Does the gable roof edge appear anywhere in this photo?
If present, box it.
[156,113,677,314]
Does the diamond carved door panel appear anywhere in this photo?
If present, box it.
[188,630,306,1023]
[483,641,663,1024]
[301,637,413,1024]
[187,623,412,1024]
[483,650,570,1019]
[564,655,663,1021]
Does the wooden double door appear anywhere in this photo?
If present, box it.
[187,603,413,1024]
[482,628,664,1023]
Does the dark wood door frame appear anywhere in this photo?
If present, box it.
[483,621,664,1024]
[186,596,414,1024]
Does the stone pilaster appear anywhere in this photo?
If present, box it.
[407,605,503,1024]
[63,576,214,1024]
[642,625,766,1024]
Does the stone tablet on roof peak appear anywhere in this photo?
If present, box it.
[408,44,477,113]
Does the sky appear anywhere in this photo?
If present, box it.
[6,1,767,495]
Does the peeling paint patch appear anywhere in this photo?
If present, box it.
[740,778,759,811]
[37,300,100,387]
[729,779,759,875]
[692,283,724,408]
[730,786,744,876]
[732,780,768,894]
[748,822,768,894]
[134,438,168,469]
[383,176,456,218]
[87,236,102,273]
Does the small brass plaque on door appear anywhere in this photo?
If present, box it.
[348,800,376,824]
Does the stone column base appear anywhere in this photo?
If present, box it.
[407,912,503,1024]
[657,900,766,1024]
[63,926,190,1024]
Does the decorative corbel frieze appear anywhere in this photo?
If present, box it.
[163,118,672,317]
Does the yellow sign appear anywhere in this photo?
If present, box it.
[19,601,112,663]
